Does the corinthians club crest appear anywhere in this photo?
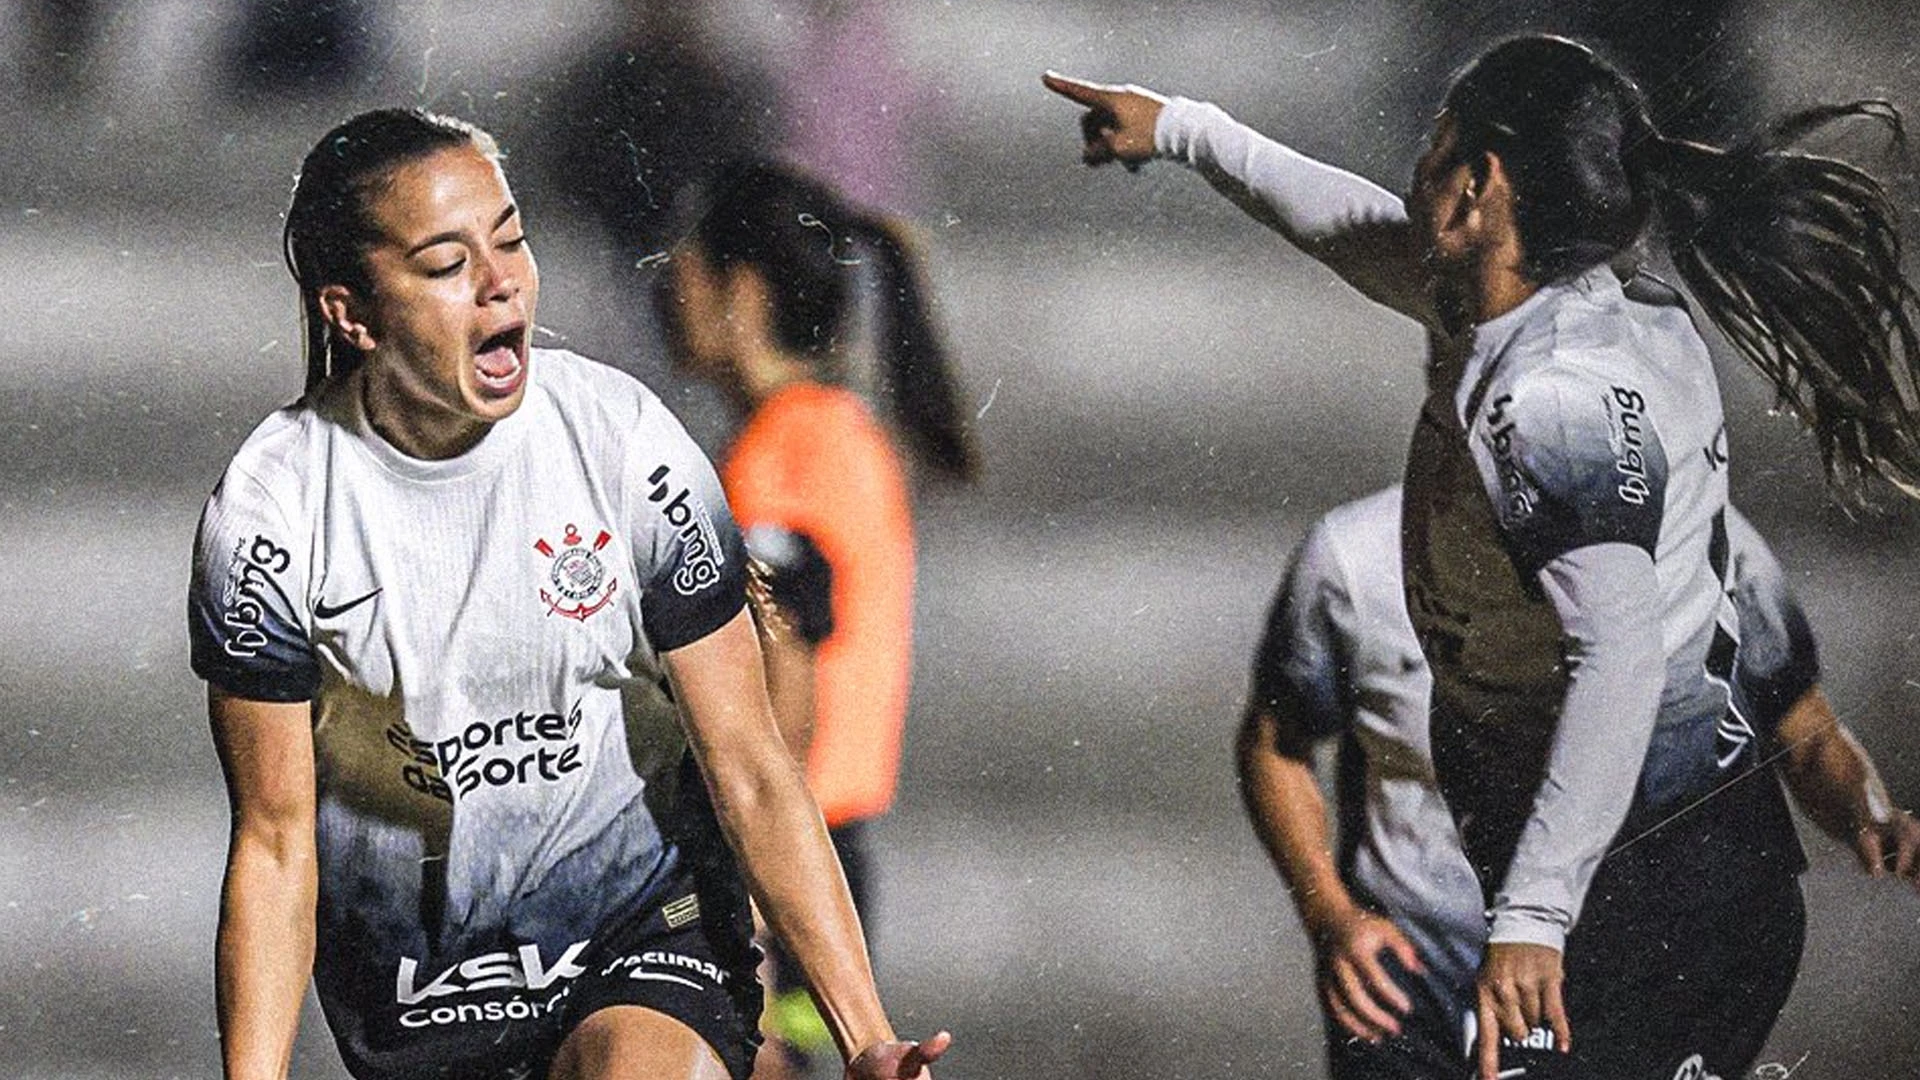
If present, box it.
[534,523,620,621]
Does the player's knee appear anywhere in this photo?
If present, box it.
[552,1005,730,1080]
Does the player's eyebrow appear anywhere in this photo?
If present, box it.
[406,204,519,256]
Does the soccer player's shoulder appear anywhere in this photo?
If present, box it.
[530,347,682,435]
[210,396,333,510]
[1319,486,1401,547]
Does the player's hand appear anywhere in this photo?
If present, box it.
[847,1031,951,1080]
[1041,71,1167,167]
[1855,806,1920,888]
[1309,906,1423,1043]
[1474,942,1571,1080]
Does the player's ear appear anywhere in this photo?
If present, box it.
[1461,151,1518,248]
[318,284,377,352]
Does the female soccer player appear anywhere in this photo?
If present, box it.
[188,108,948,1080]
[1240,486,1920,1080]
[1048,31,1920,1080]
[656,160,977,1079]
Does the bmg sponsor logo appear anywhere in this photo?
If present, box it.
[647,464,726,596]
[218,534,294,659]
[1609,385,1653,506]
[1484,394,1537,519]
[394,940,589,1029]
[385,701,586,803]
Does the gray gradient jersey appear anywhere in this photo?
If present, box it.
[188,348,748,1074]
[1159,99,1795,950]
[1252,487,1485,1001]
[1254,487,1815,1026]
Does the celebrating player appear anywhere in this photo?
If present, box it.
[657,160,977,1078]
[1049,31,1920,1080]
[1240,487,1920,1079]
[189,108,948,1080]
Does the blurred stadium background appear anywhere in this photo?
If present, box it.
[2,1,1915,1077]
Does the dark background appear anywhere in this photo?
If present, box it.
[2,1,1916,1077]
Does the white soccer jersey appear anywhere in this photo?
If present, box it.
[1252,487,1486,991]
[1162,98,1808,950]
[188,348,748,1075]
[1256,487,1814,1046]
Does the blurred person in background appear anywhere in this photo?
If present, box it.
[531,8,778,293]
[1049,27,1920,1080]
[223,0,380,100]
[775,0,925,215]
[189,107,947,1080]
[657,160,979,1080]
[1239,485,1920,1080]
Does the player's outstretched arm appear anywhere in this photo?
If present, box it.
[663,609,950,1078]
[1042,71,1435,327]
[1776,687,1920,887]
[208,690,319,1080]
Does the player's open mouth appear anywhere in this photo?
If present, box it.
[474,324,527,396]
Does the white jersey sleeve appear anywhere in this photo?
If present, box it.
[188,450,319,701]
[625,389,750,653]
[1481,361,1673,947]
[1250,516,1356,737]
[1154,97,1435,326]
[1724,508,1820,732]
[1491,542,1664,949]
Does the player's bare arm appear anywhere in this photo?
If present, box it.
[664,609,950,1079]
[1776,687,1920,887]
[208,691,318,1080]
[1238,706,1423,1042]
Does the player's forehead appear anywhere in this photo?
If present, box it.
[365,143,516,248]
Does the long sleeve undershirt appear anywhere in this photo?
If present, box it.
[1153,96,1437,327]
[1493,543,1665,949]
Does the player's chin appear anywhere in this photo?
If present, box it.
[459,379,527,425]
[465,357,530,418]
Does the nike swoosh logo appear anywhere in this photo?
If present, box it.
[314,588,383,619]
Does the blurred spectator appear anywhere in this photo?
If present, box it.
[778,0,925,216]
[530,7,780,272]
[223,0,382,101]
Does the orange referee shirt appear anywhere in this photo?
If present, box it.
[721,382,915,827]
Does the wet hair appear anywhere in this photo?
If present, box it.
[1441,34,1920,496]
[284,108,499,394]
[675,161,979,483]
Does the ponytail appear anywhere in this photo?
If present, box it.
[1445,35,1920,497]
[1639,105,1920,494]
[859,216,980,483]
[681,160,980,483]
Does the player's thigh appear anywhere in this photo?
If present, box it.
[1526,876,1806,1079]
[548,1005,732,1080]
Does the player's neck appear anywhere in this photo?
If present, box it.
[733,346,818,413]
[1469,239,1537,327]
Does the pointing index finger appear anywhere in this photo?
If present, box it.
[1043,70,1118,108]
